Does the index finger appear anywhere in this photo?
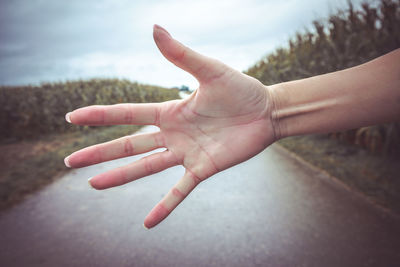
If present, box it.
[66,103,162,126]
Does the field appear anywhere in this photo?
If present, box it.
[0,79,179,210]
[246,0,400,155]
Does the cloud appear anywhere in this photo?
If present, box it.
[0,0,365,88]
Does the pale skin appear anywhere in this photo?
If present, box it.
[64,25,400,229]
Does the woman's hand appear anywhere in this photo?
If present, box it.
[64,25,275,229]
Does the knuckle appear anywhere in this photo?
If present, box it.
[123,138,134,155]
[124,110,133,123]
[154,105,161,126]
[173,48,186,63]
[143,157,154,174]
[171,187,185,198]
[188,169,202,185]
[154,132,165,147]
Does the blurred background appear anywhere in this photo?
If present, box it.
[0,0,370,88]
[0,0,399,266]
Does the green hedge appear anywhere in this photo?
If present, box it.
[0,79,179,140]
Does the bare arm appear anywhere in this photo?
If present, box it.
[268,49,400,139]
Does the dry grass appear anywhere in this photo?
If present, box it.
[0,125,141,211]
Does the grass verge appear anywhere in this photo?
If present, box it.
[0,125,141,211]
[278,134,400,215]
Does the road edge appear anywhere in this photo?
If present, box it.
[273,143,400,220]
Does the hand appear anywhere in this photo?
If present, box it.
[64,25,276,229]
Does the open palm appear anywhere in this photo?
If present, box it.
[65,25,276,228]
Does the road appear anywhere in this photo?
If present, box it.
[1,126,399,267]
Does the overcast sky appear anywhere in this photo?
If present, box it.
[0,0,368,89]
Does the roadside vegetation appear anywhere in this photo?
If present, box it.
[0,79,179,210]
[0,78,178,140]
[246,0,400,213]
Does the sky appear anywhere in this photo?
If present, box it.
[0,0,368,89]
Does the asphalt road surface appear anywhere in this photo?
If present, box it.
[1,126,399,267]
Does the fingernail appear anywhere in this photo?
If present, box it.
[153,24,171,37]
[88,177,94,188]
[65,112,71,123]
[64,156,71,168]
[143,223,149,230]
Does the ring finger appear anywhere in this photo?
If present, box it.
[88,150,179,189]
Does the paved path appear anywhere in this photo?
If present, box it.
[1,126,399,267]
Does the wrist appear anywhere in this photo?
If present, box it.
[266,83,287,141]
[267,76,350,139]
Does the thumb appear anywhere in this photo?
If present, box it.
[153,24,226,83]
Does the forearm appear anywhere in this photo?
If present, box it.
[268,49,400,139]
